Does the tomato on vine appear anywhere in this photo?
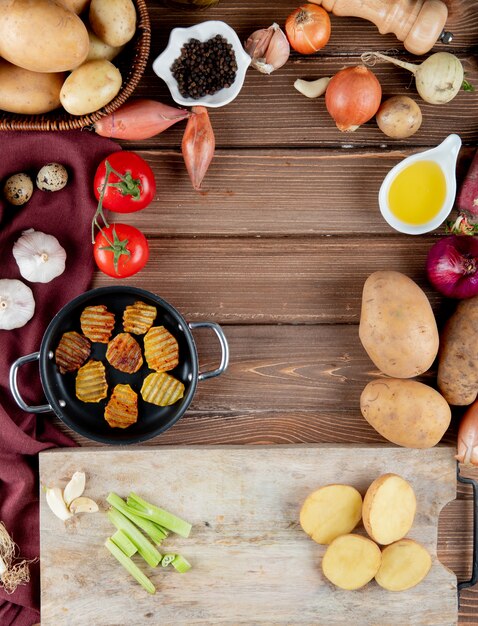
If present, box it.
[93,223,149,278]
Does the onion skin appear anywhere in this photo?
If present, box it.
[457,400,478,465]
[426,235,478,299]
[285,4,331,55]
[325,65,382,132]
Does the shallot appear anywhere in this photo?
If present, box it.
[456,400,478,465]
[13,229,66,283]
[0,279,35,330]
[182,106,215,191]
[426,235,478,299]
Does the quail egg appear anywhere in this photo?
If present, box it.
[36,163,68,192]
[3,173,34,206]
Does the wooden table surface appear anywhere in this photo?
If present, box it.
[55,0,478,622]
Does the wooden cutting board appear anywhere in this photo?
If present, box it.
[39,445,458,626]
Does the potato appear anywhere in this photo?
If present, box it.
[359,271,439,378]
[438,296,478,406]
[60,0,90,12]
[300,484,362,545]
[362,474,416,546]
[360,378,451,449]
[86,28,125,63]
[375,539,432,591]
[0,0,89,73]
[60,59,122,115]
[0,59,64,114]
[376,96,422,139]
[322,534,382,590]
[89,0,136,47]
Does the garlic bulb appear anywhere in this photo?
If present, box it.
[13,229,66,283]
[0,279,35,330]
[245,23,290,75]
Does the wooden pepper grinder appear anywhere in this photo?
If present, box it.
[310,0,452,55]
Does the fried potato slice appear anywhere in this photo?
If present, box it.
[375,539,432,591]
[322,534,382,590]
[106,332,143,374]
[80,305,115,343]
[104,383,138,429]
[141,372,185,406]
[144,326,179,372]
[123,300,157,335]
[75,360,108,403]
[55,330,91,374]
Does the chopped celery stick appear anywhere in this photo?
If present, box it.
[111,529,137,558]
[108,509,161,568]
[127,493,192,538]
[161,554,175,568]
[172,555,192,573]
[105,538,155,595]
[107,492,168,545]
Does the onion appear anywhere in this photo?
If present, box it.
[426,235,478,299]
[456,400,478,465]
[285,4,331,55]
[325,65,382,132]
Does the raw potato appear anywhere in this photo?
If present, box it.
[376,96,422,139]
[0,0,89,72]
[0,59,64,114]
[322,534,382,590]
[300,484,362,544]
[360,378,451,449]
[362,474,416,545]
[359,271,439,378]
[86,28,125,63]
[375,539,432,591]
[438,296,478,406]
[89,0,137,47]
[60,0,90,12]
[60,60,122,115]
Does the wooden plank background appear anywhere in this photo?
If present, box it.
[49,0,478,621]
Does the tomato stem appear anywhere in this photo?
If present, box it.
[98,225,131,275]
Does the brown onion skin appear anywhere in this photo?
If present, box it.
[457,400,478,465]
[325,66,382,132]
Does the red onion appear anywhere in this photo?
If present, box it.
[426,235,478,299]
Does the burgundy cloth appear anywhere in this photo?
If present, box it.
[0,131,120,626]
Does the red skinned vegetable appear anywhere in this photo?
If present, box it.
[426,235,478,299]
[457,400,478,465]
[456,149,478,220]
[94,223,149,278]
[181,106,215,191]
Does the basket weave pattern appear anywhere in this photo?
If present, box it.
[0,0,151,131]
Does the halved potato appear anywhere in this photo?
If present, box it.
[363,474,416,545]
[322,534,381,590]
[300,484,362,545]
[375,539,432,591]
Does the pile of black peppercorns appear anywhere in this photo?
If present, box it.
[171,35,238,99]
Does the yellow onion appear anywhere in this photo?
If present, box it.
[325,65,382,132]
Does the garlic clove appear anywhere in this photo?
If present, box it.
[245,23,290,75]
[63,471,86,507]
[294,77,331,99]
[45,487,73,521]
[69,497,99,514]
[0,279,35,330]
[244,25,274,61]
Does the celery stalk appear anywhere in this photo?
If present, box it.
[171,554,192,573]
[111,529,137,558]
[105,538,155,595]
[127,493,192,538]
[107,492,168,545]
[108,509,161,568]
[161,553,175,567]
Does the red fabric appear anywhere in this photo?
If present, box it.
[0,131,120,626]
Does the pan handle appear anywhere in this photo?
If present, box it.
[9,352,52,414]
[457,463,478,599]
[189,322,229,381]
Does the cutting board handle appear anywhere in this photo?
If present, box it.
[457,465,478,597]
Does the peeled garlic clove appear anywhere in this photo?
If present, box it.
[46,487,73,521]
[294,77,331,98]
[63,471,86,508]
[69,497,99,514]
[245,23,290,75]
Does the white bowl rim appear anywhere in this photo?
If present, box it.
[152,20,251,108]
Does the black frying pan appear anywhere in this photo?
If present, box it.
[9,286,229,444]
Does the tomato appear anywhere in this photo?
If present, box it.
[94,151,156,213]
[93,223,149,278]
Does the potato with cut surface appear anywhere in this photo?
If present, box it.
[141,372,185,407]
[322,534,382,590]
[362,474,416,545]
[80,304,115,343]
[144,326,179,372]
[106,332,143,374]
[300,484,362,545]
[104,384,138,429]
[75,360,107,403]
[375,539,432,591]
[123,301,157,335]
[55,331,91,374]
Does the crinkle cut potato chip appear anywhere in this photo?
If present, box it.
[55,330,91,374]
[141,372,185,406]
[80,305,115,343]
[75,360,108,403]
[144,326,179,372]
[106,332,144,374]
[123,300,157,335]
[105,384,138,429]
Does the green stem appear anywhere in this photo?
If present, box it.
[127,493,192,538]
[105,538,155,595]
[111,529,137,558]
[107,492,168,546]
[171,554,192,573]
[108,508,162,568]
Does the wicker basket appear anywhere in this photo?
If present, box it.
[0,0,151,131]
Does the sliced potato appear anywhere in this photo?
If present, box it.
[322,534,382,590]
[123,301,157,335]
[141,372,185,407]
[104,383,138,429]
[75,360,107,403]
[300,484,362,545]
[106,332,143,374]
[362,474,416,545]
[144,326,179,372]
[55,330,91,374]
[375,539,432,591]
[80,304,115,343]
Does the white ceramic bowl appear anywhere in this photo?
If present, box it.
[378,134,462,235]
[152,20,251,108]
